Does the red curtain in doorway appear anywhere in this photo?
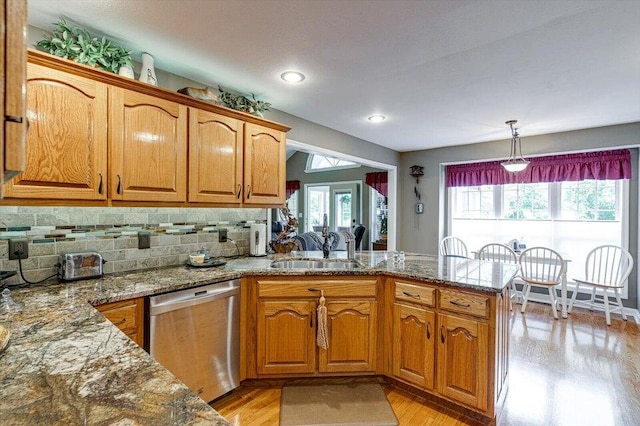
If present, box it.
[365,172,388,196]
[286,180,300,199]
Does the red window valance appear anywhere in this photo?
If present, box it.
[365,172,388,196]
[286,180,300,199]
[446,149,631,188]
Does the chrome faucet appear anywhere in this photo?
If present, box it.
[322,213,330,259]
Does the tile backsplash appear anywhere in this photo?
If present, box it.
[0,206,267,284]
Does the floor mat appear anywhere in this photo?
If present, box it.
[280,382,399,426]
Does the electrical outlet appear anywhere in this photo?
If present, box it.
[219,228,228,242]
[8,238,29,260]
[138,231,151,249]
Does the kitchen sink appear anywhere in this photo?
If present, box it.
[270,260,360,270]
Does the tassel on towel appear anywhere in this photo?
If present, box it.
[317,290,329,349]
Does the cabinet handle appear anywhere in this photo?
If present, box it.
[247,185,252,199]
[114,318,127,326]
[5,115,23,123]
[440,325,445,343]
[98,173,103,194]
[310,314,313,328]
[116,175,122,194]
[308,288,322,292]
[450,300,471,308]
[426,322,431,340]
[402,291,420,299]
[237,184,242,199]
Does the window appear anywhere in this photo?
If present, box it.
[453,186,494,218]
[449,180,629,296]
[305,182,361,232]
[334,191,352,227]
[503,183,549,220]
[306,185,329,231]
[305,154,360,173]
[560,180,617,220]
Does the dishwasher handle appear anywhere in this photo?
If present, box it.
[150,286,240,316]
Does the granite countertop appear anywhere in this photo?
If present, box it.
[0,251,517,425]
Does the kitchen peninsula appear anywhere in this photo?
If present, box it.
[0,251,517,425]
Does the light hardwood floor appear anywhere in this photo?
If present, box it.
[211,303,640,425]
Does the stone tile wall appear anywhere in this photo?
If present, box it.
[0,206,267,284]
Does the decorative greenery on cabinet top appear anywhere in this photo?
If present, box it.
[36,18,132,74]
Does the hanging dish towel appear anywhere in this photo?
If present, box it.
[317,290,329,349]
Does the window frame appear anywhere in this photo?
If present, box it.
[304,154,361,173]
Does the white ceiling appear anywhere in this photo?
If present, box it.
[27,0,640,152]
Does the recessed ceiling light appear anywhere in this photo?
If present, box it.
[280,71,306,83]
[367,114,386,123]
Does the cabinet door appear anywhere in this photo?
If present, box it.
[257,300,316,375]
[4,63,108,199]
[109,88,187,202]
[437,313,489,411]
[243,123,285,205]
[393,303,435,390]
[96,298,145,348]
[318,300,377,373]
[1,0,27,192]
[188,108,243,204]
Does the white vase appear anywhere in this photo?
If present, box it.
[118,64,135,79]
[139,52,158,86]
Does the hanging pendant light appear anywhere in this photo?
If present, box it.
[501,120,529,172]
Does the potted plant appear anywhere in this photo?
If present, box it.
[36,18,133,74]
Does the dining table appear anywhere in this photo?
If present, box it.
[472,249,572,318]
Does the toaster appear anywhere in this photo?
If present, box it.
[59,252,105,281]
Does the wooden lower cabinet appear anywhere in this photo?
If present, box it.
[249,275,508,421]
[437,312,489,411]
[257,300,316,375]
[319,300,377,373]
[392,303,435,390]
[253,276,378,376]
[96,297,145,347]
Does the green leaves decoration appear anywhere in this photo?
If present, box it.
[36,19,132,74]
[218,86,271,117]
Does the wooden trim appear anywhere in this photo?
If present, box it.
[0,198,285,208]
[245,277,259,379]
[27,49,291,132]
[382,277,395,376]
[2,0,28,185]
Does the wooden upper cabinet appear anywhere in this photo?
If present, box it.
[243,123,285,205]
[4,63,108,199]
[109,88,187,202]
[188,108,243,204]
[1,0,28,195]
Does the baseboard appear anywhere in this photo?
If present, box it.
[522,292,640,324]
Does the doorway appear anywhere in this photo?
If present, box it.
[304,182,361,233]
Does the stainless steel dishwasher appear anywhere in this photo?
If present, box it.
[149,279,240,402]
